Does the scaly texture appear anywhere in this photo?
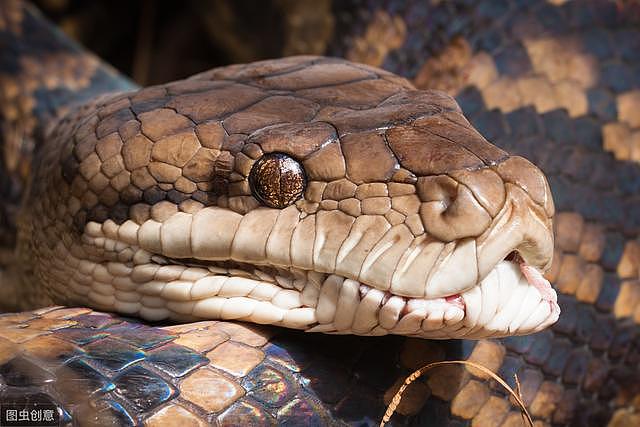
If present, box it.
[0,1,638,427]
[15,54,558,340]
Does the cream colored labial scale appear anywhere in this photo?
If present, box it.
[46,205,559,339]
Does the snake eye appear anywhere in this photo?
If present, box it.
[249,153,306,208]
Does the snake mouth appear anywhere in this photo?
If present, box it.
[298,252,559,339]
[302,254,559,339]
[132,250,558,339]
[69,213,558,340]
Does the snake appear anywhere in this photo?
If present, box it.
[0,0,638,426]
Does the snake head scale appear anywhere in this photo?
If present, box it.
[17,56,558,339]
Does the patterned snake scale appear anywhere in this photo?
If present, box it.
[0,0,639,426]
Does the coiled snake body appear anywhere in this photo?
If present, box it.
[0,1,638,426]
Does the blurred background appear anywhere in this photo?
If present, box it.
[32,0,353,85]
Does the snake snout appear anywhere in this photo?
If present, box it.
[494,155,555,219]
[496,156,555,270]
[474,157,555,284]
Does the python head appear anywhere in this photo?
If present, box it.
[17,56,558,339]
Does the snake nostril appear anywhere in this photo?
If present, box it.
[416,174,492,242]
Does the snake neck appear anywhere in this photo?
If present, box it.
[0,1,136,259]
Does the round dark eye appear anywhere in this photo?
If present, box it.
[248,153,306,208]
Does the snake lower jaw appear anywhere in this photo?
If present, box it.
[314,259,559,340]
[146,256,559,340]
[454,260,560,339]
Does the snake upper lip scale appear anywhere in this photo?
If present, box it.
[15,55,559,340]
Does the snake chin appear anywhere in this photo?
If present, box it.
[302,257,559,339]
[146,255,559,339]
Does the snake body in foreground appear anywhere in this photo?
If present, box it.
[0,1,639,426]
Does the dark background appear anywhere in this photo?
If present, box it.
[33,0,353,85]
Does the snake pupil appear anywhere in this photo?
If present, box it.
[249,153,306,208]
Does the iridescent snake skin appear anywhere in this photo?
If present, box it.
[0,1,639,426]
